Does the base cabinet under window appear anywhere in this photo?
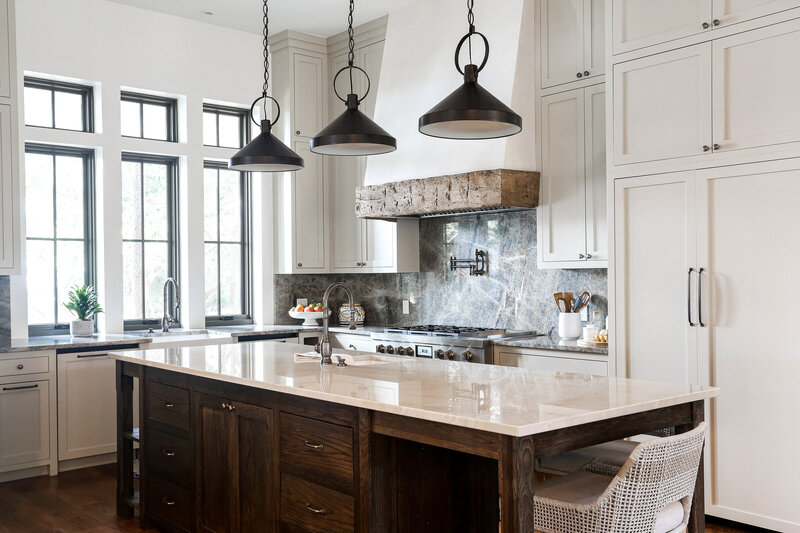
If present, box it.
[0,380,50,468]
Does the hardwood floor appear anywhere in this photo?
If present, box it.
[0,464,764,532]
[0,464,156,533]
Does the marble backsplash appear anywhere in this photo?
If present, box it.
[274,210,607,334]
[0,276,9,347]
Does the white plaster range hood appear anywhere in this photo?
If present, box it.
[355,168,539,219]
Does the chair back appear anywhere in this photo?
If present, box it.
[604,421,707,531]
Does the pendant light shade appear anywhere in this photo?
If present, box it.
[229,0,303,172]
[419,2,522,140]
[310,0,396,156]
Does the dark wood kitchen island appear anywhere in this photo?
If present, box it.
[112,342,719,533]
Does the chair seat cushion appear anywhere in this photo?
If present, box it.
[536,439,639,475]
[534,471,685,533]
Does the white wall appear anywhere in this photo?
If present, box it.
[11,0,274,335]
[365,0,536,185]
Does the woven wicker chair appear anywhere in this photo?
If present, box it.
[533,422,707,533]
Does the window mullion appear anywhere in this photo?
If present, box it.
[51,154,59,324]
[216,171,221,316]
[140,162,146,321]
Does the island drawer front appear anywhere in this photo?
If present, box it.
[147,382,190,431]
[280,412,354,484]
[280,473,354,533]
[144,429,191,487]
[146,473,192,531]
[0,356,48,377]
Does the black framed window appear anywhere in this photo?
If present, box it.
[204,162,252,325]
[25,144,96,335]
[121,153,180,329]
[203,104,249,148]
[121,92,178,142]
[23,78,94,132]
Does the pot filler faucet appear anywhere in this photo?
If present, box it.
[162,277,181,332]
[319,282,357,365]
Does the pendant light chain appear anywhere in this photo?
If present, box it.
[466,0,475,64]
[347,0,355,94]
[262,0,270,103]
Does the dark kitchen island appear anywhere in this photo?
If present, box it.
[112,342,718,533]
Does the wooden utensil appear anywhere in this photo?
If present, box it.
[562,292,574,313]
[553,292,564,311]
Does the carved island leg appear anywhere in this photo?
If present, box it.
[499,435,536,533]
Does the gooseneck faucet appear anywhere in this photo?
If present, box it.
[161,278,181,332]
[319,282,357,365]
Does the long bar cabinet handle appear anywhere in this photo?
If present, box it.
[2,384,38,391]
[687,268,696,327]
[697,268,705,327]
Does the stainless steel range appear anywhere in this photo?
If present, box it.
[370,325,539,364]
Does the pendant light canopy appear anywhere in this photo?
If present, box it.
[310,0,396,156]
[418,0,522,140]
[230,0,303,172]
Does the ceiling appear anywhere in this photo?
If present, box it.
[105,0,415,37]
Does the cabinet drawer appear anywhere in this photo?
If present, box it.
[146,473,192,531]
[280,474,354,533]
[145,429,191,488]
[147,382,190,431]
[280,412,353,484]
[0,356,48,377]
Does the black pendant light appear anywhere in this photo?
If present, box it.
[230,0,303,172]
[310,0,396,156]
[419,0,522,140]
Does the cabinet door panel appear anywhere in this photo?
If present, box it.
[584,85,607,261]
[540,89,586,262]
[712,0,799,26]
[614,173,697,383]
[330,155,362,270]
[584,0,606,79]
[293,54,323,138]
[196,395,235,533]
[612,0,712,54]
[0,0,9,99]
[57,354,116,460]
[697,160,800,529]
[712,19,800,154]
[362,217,395,269]
[0,380,49,467]
[613,44,712,165]
[236,402,275,533]
[0,104,14,269]
[541,0,584,88]
[293,141,326,271]
[497,351,607,376]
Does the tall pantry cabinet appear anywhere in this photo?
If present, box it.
[607,3,800,531]
[0,0,20,275]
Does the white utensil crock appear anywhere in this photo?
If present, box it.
[558,313,582,340]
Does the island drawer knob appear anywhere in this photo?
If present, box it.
[16,364,23,370]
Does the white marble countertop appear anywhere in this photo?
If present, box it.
[110,341,719,437]
[1,333,152,353]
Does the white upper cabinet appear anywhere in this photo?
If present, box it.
[712,18,800,154]
[713,0,799,25]
[0,0,19,275]
[540,0,605,88]
[292,54,324,138]
[613,44,712,165]
[291,140,326,271]
[539,85,607,268]
[612,0,711,55]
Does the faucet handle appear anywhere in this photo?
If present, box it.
[334,356,347,367]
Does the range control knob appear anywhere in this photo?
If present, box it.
[386,345,395,354]
[376,344,386,353]
[446,350,456,360]
[435,349,445,359]
[463,351,474,362]
[405,347,414,357]
[396,346,406,356]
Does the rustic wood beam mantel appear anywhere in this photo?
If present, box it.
[355,168,540,219]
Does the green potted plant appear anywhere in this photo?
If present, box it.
[63,285,103,337]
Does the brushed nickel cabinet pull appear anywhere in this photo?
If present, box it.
[305,503,325,514]
[303,440,324,450]
[161,498,176,506]
[163,401,174,408]
[161,449,175,457]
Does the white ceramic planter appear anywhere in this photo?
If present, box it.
[70,320,95,337]
[558,312,582,340]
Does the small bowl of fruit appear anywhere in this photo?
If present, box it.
[289,303,329,326]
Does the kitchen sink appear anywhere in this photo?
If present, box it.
[130,329,209,338]
[344,354,391,366]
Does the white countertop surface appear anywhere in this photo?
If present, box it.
[110,341,719,437]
